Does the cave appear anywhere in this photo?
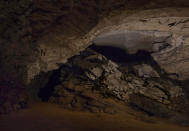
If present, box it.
[1,0,189,131]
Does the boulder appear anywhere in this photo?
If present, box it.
[133,64,160,78]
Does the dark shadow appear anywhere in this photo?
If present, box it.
[89,44,165,76]
[37,69,61,101]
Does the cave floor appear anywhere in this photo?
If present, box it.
[0,102,189,131]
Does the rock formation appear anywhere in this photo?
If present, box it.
[92,15,189,80]
[1,1,189,124]
[28,8,189,83]
[37,46,189,121]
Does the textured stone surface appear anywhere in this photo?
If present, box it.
[133,64,160,78]
[0,0,32,114]
[28,8,189,82]
[38,47,187,116]
[0,86,28,114]
[1,0,189,115]
[1,0,189,85]
[93,30,172,54]
[95,14,189,80]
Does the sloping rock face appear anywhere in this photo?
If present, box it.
[38,47,189,119]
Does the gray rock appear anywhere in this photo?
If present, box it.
[133,64,160,78]
[94,30,171,54]
[91,67,103,79]
[152,42,170,52]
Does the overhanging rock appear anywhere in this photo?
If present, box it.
[93,30,172,54]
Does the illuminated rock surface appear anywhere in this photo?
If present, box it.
[1,0,189,128]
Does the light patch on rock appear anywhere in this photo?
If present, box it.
[27,8,189,83]
[133,64,160,78]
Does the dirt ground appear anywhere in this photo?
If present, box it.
[0,102,189,131]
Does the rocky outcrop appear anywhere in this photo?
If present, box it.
[38,47,188,117]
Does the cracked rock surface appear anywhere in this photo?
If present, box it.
[29,8,189,82]
[38,47,189,120]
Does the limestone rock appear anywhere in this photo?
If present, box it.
[27,8,189,82]
[38,47,187,115]
[93,30,172,54]
[133,64,160,78]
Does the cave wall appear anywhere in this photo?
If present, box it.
[1,0,189,115]
[1,0,189,85]
[93,9,189,80]
[0,0,32,86]
[30,8,189,82]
